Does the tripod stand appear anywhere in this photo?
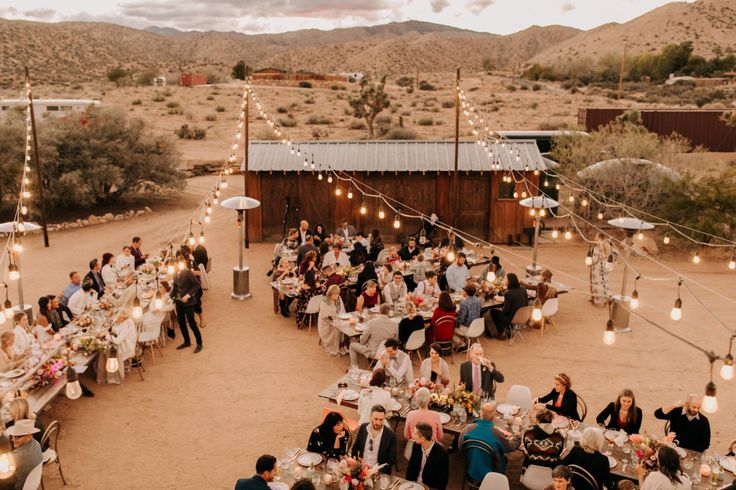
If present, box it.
[280,197,301,241]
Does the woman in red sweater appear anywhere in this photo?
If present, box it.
[427,291,457,343]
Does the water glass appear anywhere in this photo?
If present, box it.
[379,474,390,490]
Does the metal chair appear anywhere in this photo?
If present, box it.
[540,298,559,336]
[302,294,324,335]
[40,420,67,487]
[509,306,532,345]
[577,395,588,422]
[460,439,500,490]
[504,384,533,412]
[455,318,485,358]
[480,472,509,490]
[568,464,599,490]
[520,465,553,490]
[22,463,42,490]
[405,329,425,364]
[433,315,457,364]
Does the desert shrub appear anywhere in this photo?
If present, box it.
[278,117,297,127]
[206,96,214,101]
[166,101,180,109]
[694,95,712,107]
[175,124,206,139]
[152,94,166,102]
[276,106,289,114]
[396,76,414,87]
[107,67,128,85]
[529,102,539,110]
[163,88,172,97]
[349,119,367,130]
[298,81,312,88]
[205,114,217,121]
[406,86,414,94]
[418,117,434,126]
[136,68,158,86]
[307,115,332,125]
[441,100,455,108]
[520,85,529,91]
[506,84,517,92]
[375,115,392,125]
[468,86,479,92]
[215,105,225,112]
[386,128,417,140]
[532,83,542,91]
[255,128,279,140]
[418,80,435,91]
[131,99,142,106]
[304,96,315,104]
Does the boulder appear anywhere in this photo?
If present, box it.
[81,219,90,226]
[114,214,124,221]
[144,206,153,213]
[88,215,99,225]
[136,210,145,216]
[103,213,114,221]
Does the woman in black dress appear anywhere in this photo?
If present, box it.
[536,373,580,421]
[313,224,328,248]
[595,389,642,434]
[307,411,349,459]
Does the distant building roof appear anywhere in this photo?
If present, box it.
[254,68,286,73]
[243,140,548,173]
[0,99,100,106]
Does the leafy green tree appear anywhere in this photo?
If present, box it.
[654,41,693,81]
[232,61,246,80]
[348,76,391,139]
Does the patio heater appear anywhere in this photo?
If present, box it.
[220,196,261,300]
[518,196,559,277]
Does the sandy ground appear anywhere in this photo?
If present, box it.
[11,176,735,489]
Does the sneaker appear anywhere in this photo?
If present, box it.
[176,343,191,350]
[193,345,203,354]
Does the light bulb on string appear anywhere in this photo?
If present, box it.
[347,188,353,199]
[22,191,30,199]
[7,264,19,281]
[703,359,718,414]
[378,205,386,220]
[630,289,639,309]
[221,179,228,189]
[555,183,561,190]
[178,259,187,272]
[605,254,614,272]
[206,204,213,215]
[132,297,143,320]
[603,319,616,346]
[513,191,518,199]
[2,299,11,321]
[106,345,119,374]
[335,186,342,197]
[531,299,543,322]
[721,354,734,381]
[551,228,559,239]
[564,228,572,240]
[12,239,22,253]
[360,202,367,215]
[529,209,536,217]
[670,285,682,321]
[327,175,333,184]
[65,369,82,400]
[187,231,196,247]
[212,196,219,205]
[692,252,700,264]
[663,232,670,245]
[568,195,575,203]
[543,179,549,187]
[393,214,401,229]
[199,231,206,245]
[597,212,604,220]
[521,190,528,199]
[318,173,323,181]
[729,255,736,270]
[585,248,593,266]
[539,209,546,217]
[204,215,211,224]
[581,198,588,207]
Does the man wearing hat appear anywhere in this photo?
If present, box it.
[6,419,42,490]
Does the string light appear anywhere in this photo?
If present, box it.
[663,232,670,245]
[318,173,323,181]
[7,265,19,281]
[581,198,588,207]
[603,319,616,346]
[702,360,718,414]
[485,270,496,282]
[670,280,683,321]
[187,231,196,247]
[2,298,11,320]
[585,248,593,266]
[65,369,82,400]
[729,255,736,270]
[551,228,559,239]
[132,297,143,320]
[721,353,734,381]
[360,202,367,215]
[597,212,604,220]
[539,208,546,217]
[12,240,22,253]
[335,186,342,197]
[630,276,640,310]
[347,187,353,199]
[637,231,644,241]
[106,345,119,373]
[327,175,333,184]
[378,204,385,220]
[199,231,206,245]
[393,214,401,229]
[564,228,572,240]
[692,252,700,265]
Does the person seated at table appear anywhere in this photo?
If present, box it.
[312,224,328,248]
[459,402,521,479]
[375,338,413,385]
[68,278,98,316]
[398,237,420,262]
[356,280,381,312]
[295,271,324,328]
[356,261,378,293]
[322,243,351,269]
[41,295,71,331]
[352,405,397,474]
[7,419,43,490]
[234,454,278,490]
[405,388,443,442]
[291,479,316,490]
[445,252,470,292]
[334,219,356,243]
[522,409,564,469]
[398,303,424,346]
[0,331,24,372]
[596,389,642,435]
[453,284,481,348]
[562,427,612,490]
[297,220,311,246]
[427,291,456,344]
[349,304,396,369]
[368,229,384,262]
[33,297,55,343]
[383,271,408,306]
[282,228,300,251]
[544,465,574,490]
[535,373,580,421]
[440,230,464,250]
[272,258,295,317]
[115,245,136,277]
[352,231,370,250]
[410,254,433,284]
[322,265,346,289]
[85,257,106,298]
[481,256,506,283]
[419,343,450,386]
[60,270,82,307]
[378,263,393,288]
[12,312,36,356]
[348,239,368,267]
[318,285,345,357]
[415,271,441,300]
[100,252,118,287]
[307,411,350,459]
[385,247,400,265]
[296,234,317,267]
[357,369,396,424]
[298,250,319,277]
[488,273,528,339]
[654,394,710,452]
[149,280,177,339]
[406,422,449,490]
[522,269,558,305]
[112,272,138,310]
[460,344,504,397]
[110,312,137,369]
[636,445,691,490]
[7,398,46,450]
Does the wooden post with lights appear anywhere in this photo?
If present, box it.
[453,68,460,227]
[25,66,49,247]
[617,40,628,100]
[243,63,250,250]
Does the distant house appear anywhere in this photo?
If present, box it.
[251,68,349,83]
[252,68,287,80]
[180,73,208,86]
[0,99,100,121]
[338,72,364,82]
[153,76,167,87]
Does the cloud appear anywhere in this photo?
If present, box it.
[560,1,575,13]
[465,0,494,15]
[430,0,449,13]
[23,8,56,19]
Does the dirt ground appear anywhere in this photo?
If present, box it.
[13,176,735,489]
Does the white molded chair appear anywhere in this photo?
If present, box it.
[22,462,43,490]
[505,384,533,412]
[405,329,425,364]
[509,306,532,345]
[480,472,509,490]
[303,294,324,335]
[540,298,559,336]
[455,318,485,357]
[520,465,554,490]
[138,312,165,362]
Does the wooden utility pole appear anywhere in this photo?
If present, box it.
[243,64,250,249]
[416,66,419,90]
[617,40,628,100]
[24,67,49,247]
[453,68,460,227]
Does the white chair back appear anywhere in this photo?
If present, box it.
[138,312,164,343]
[22,462,43,490]
[511,306,532,325]
[480,472,509,490]
[541,298,559,317]
[305,295,324,315]
[374,340,387,359]
[520,465,553,490]
[505,384,533,412]
[466,318,485,338]
[405,329,425,351]
[198,263,210,290]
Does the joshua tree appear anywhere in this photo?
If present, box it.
[348,76,390,139]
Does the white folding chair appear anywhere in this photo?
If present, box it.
[455,317,485,357]
[22,462,42,490]
[504,384,533,412]
[509,306,532,345]
[480,472,509,490]
[405,329,425,364]
[138,312,165,362]
[303,294,324,335]
[520,465,553,490]
[540,298,559,336]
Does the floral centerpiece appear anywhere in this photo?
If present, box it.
[77,315,94,328]
[98,298,114,310]
[139,263,156,275]
[452,388,479,415]
[29,356,72,390]
[405,293,425,308]
[78,336,110,355]
[630,433,675,469]
[336,457,373,489]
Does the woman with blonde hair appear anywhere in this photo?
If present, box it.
[317,285,345,356]
[0,331,23,372]
[12,312,36,356]
[7,398,46,448]
[535,373,580,421]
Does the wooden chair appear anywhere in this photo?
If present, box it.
[568,464,599,490]
[433,315,457,364]
[577,395,588,422]
[509,306,532,345]
[460,439,500,490]
[40,420,67,488]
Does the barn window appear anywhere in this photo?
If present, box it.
[60,106,72,111]
[46,106,59,111]
[498,181,516,199]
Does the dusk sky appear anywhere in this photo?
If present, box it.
[0,0,682,35]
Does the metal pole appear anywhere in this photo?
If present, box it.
[453,67,460,227]
[620,231,633,297]
[25,67,49,247]
[617,40,628,100]
[531,218,541,273]
[238,210,244,270]
[243,68,250,250]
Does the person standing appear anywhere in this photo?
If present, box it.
[131,236,148,269]
[171,260,203,353]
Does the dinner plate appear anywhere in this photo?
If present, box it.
[551,416,569,429]
[268,483,289,490]
[1,369,25,379]
[355,323,367,332]
[0,380,12,389]
[338,313,353,320]
[496,404,520,416]
[297,452,323,467]
[398,482,424,490]
[341,389,360,401]
[721,456,736,475]
[438,412,451,425]
[608,456,617,469]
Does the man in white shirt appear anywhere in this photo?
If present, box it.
[115,245,135,276]
[67,279,98,316]
[113,272,138,309]
[382,271,408,305]
[374,338,413,384]
[297,220,311,246]
[349,304,397,368]
[406,422,449,489]
[350,405,396,474]
[415,271,441,300]
[445,252,470,292]
[321,244,351,268]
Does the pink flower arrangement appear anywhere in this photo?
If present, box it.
[30,356,71,389]
[336,457,372,488]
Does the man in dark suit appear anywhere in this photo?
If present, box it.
[297,220,311,246]
[406,422,449,490]
[296,235,318,266]
[351,405,396,474]
[131,236,148,269]
[84,258,106,297]
[460,344,504,398]
[171,258,203,353]
[234,454,277,490]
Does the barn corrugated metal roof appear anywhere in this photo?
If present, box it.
[242,140,548,172]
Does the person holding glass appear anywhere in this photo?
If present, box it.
[535,373,580,421]
[419,343,450,386]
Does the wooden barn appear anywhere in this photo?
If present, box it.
[240,140,551,244]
